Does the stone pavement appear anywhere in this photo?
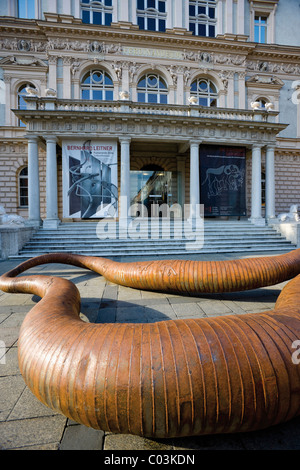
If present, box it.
[0,251,300,451]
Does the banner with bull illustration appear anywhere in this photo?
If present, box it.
[62,139,118,219]
[200,145,246,217]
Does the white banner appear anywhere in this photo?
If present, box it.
[62,139,118,219]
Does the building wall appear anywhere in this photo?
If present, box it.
[0,0,300,220]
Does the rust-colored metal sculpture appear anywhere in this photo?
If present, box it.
[1,250,300,438]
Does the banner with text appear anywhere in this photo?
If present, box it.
[62,140,118,219]
[200,145,246,217]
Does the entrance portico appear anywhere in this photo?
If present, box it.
[20,96,286,229]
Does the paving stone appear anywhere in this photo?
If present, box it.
[143,303,177,319]
[0,375,26,421]
[232,301,272,312]
[0,326,19,348]
[0,294,30,306]
[221,300,249,314]
[198,300,233,316]
[0,312,12,323]
[8,386,59,420]
[103,433,174,450]
[171,302,205,318]
[59,423,104,450]
[0,415,66,450]
[0,346,19,377]
[96,307,117,323]
[0,311,27,328]
[80,301,101,323]
[116,306,148,323]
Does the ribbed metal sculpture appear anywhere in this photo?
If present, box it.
[1,250,300,438]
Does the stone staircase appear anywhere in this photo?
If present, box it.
[10,219,295,259]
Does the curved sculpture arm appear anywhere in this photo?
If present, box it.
[0,250,300,438]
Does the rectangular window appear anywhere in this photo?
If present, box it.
[82,9,90,24]
[105,90,113,101]
[18,0,35,18]
[137,16,145,29]
[93,90,103,100]
[82,89,90,100]
[159,19,165,32]
[209,24,215,37]
[198,23,206,36]
[93,11,102,25]
[137,0,166,32]
[105,13,112,26]
[158,1,165,12]
[81,0,113,26]
[189,1,216,37]
[148,17,156,30]
[137,92,146,102]
[254,15,268,43]
[148,93,158,103]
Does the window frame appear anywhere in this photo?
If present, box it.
[249,1,278,44]
[137,0,167,32]
[137,73,168,104]
[190,77,218,107]
[189,0,216,38]
[17,0,36,19]
[80,69,114,101]
[17,83,37,127]
[80,0,113,26]
[254,15,268,43]
[18,166,29,208]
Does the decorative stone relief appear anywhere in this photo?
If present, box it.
[17,39,31,52]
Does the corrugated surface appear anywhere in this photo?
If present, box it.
[0,251,300,438]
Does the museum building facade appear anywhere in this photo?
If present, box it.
[0,0,300,229]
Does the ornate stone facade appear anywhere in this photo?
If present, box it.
[0,0,299,227]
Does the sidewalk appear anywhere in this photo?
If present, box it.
[1,251,300,450]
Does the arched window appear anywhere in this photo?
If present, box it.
[189,0,216,37]
[81,0,113,26]
[18,83,37,127]
[190,77,218,106]
[137,73,168,104]
[256,98,268,109]
[137,0,167,32]
[18,167,28,207]
[81,69,114,100]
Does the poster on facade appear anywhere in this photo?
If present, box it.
[200,145,246,217]
[62,140,118,219]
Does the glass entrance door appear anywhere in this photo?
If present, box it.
[130,170,174,217]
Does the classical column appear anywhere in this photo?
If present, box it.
[27,136,41,227]
[189,141,200,221]
[265,145,276,221]
[119,137,131,229]
[43,137,60,229]
[250,145,265,225]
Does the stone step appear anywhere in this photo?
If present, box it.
[12,246,294,259]
[23,237,291,247]
[13,221,295,259]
